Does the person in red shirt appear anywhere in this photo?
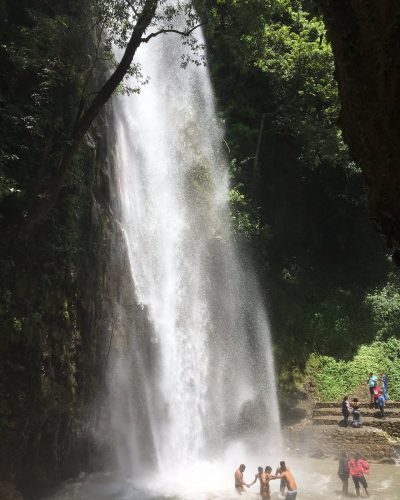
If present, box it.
[348,452,370,497]
[373,385,382,409]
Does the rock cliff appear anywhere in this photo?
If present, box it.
[317,0,400,262]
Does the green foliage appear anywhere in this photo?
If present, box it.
[252,4,348,169]
[306,338,400,400]
[366,272,400,339]
[204,0,390,376]
[228,158,261,239]
[229,185,260,239]
[0,1,91,219]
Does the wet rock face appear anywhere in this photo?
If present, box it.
[317,1,400,262]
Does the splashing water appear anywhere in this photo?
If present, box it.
[49,457,400,499]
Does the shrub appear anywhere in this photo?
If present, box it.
[305,337,400,400]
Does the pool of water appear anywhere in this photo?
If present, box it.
[48,457,399,500]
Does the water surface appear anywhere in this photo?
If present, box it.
[49,456,399,499]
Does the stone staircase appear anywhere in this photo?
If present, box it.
[312,401,400,439]
[287,400,400,461]
[285,400,400,461]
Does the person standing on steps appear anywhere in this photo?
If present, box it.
[381,372,389,400]
[372,384,382,409]
[338,450,349,496]
[348,452,370,497]
[367,372,377,405]
[377,391,385,418]
[342,396,351,427]
[234,464,250,494]
[351,398,362,427]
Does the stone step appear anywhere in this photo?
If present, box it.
[287,424,399,461]
[312,415,400,438]
[313,415,400,424]
[309,423,390,434]
[313,407,400,418]
[315,400,400,409]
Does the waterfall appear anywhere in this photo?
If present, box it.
[105,10,281,487]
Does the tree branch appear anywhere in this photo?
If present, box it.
[125,0,140,17]
[141,22,206,43]
[12,0,159,236]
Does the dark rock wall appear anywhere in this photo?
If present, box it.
[317,0,400,261]
[0,115,112,499]
[0,0,119,495]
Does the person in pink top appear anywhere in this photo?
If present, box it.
[373,385,382,409]
[348,452,370,497]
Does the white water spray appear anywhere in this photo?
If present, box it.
[105,9,281,488]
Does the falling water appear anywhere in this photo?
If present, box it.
[103,8,281,494]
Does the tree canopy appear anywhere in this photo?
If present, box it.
[0,0,203,236]
[202,0,395,386]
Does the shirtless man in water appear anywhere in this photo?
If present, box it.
[275,460,288,496]
[274,462,298,500]
[249,466,276,499]
[261,466,276,500]
[249,467,265,497]
[249,466,264,488]
[234,464,250,494]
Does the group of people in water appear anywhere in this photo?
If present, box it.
[234,461,297,499]
[341,372,389,426]
[338,451,370,497]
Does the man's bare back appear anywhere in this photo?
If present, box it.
[274,464,297,499]
[282,470,297,490]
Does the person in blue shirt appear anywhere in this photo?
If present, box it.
[381,372,389,400]
[367,372,377,405]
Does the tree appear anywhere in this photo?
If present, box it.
[0,0,204,237]
[203,0,390,372]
